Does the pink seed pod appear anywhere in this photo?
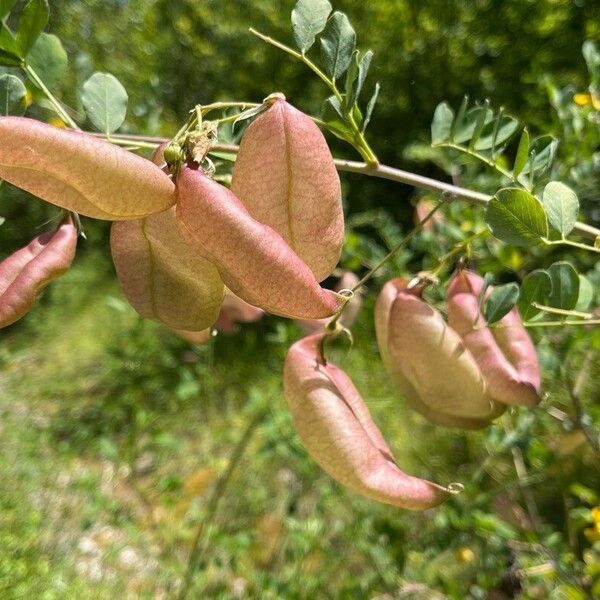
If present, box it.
[447,270,540,407]
[110,207,225,331]
[215,291,264,333]
[0,218,77,327]
[375,278,502,427]
[231,97,343,282]
[176,166,344,320]
[0,117,175,220]
[283,334,452,509]
[295,271,362,334]
[414,198,444,231]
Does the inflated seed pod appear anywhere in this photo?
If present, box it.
[295,271,362,334]
[283,334,452,509]
[0,117,175,219]
[375,278,501,425]
[176,167,343,320]
[110,207,225,331]
[0,218,77,327]
[447,270,540,407]
[231,97,343,282]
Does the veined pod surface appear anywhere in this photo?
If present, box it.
[231,98,343,282]
[111,207,225,331]
[283,334,452,509]
[0,117,175,219]
[447,270,540,407]
[0,218,77,327]
[375,279,501,425]
[176,167,343,320]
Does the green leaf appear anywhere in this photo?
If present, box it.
[0,72,26,115]
[362,82,379,133]
[320,11,355,82]
[453,105,493,144]
[343,49,359,108]
[486,188,549,247]
[542,181,579,238]
[355,50,373,101]
[513,128,529,177]
[321,95,353,143]
[485,283,519,325]
[0,22,22,64]
[517,135,558,183]
[518,269,552,320]
[469,100,490,149]
[546,262,579,311]
[431,102,454,145]
[291,0,332,54]
[26,33,67,89]
[575,275,593,311]
[0,47,21,66]
[81,72,128,134]
[474,112,519,151]
[0,0,18,21]
[15,0,49,57]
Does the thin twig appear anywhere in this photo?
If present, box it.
[79,132,600,240]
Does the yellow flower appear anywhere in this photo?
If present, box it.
[48,117,67,128]
[456,547,476,562]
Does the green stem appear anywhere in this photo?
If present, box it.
[435,142,515,182]
[249,28,339,100]
[249,28,379,164]
[523,319,600,328]
[201,101,260,115]
[24,64,78,129]
[544,238,600,254]
[531,303,593,319]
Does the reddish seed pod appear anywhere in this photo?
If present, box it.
[283,334,452,509]
[110,207,225,331]
[375,279,503,429]
[231,97,344,282]
[176,167,344,320]
[0,218,77,327]
[0,117,175,219]
[447,270,540,407]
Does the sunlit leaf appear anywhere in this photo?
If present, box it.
[486,188,548,246]
[542,181,579,238]
[81,72,128,134]
[291,0,332,54]
[546,262,579,311]
[320,11,355,82]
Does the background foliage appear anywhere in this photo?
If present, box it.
[1,0,600,598]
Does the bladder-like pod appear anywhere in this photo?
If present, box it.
[110,207,225,331]
[446,270,540,407]
[375,279,503,429]
[283,334,453,510]
[0,117,175,219]
[231,97,343,282]
[176,167,343,320]
[0,218,78,327]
